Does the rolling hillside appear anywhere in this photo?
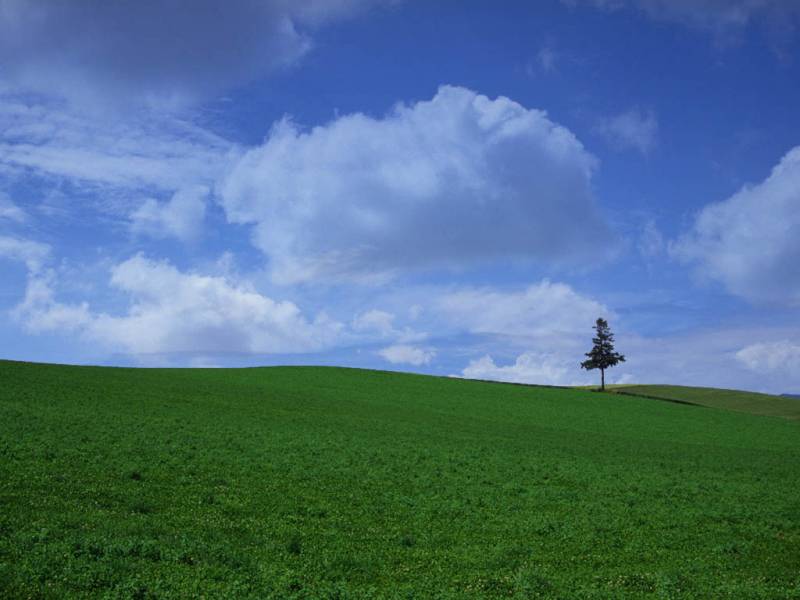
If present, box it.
[1,360,799,598]
[608,385,800,420]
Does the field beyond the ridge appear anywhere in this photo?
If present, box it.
[607,384,800,420]
[1,361,799,598]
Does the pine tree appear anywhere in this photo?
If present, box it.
[580,318,625,391]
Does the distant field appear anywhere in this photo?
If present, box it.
[1,361,799,598]
[609,385,800,420]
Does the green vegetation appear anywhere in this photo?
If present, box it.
[580,317,625,391]
[612,385,800,420]
[1,360,799,598]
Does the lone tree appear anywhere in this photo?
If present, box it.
[580,318,625,391]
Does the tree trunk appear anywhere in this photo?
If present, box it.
[601,368,605,391]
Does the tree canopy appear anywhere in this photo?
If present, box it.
[580,318,625,391]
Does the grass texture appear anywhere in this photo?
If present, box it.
[1,360,799,598]
[611,385,800,420]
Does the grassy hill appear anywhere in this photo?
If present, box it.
[1,360,799,598]
[607,385,800,420]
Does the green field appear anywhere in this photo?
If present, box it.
[1,360,799,598]
[607,385,800,420]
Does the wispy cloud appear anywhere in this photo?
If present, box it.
[638,219,665,260]
[0,192,27,223]
[537,45,559,73]
[565,0,800,46]
[594,108,658,155]
[130,185,209,242]
[0,97,234,195]
[437,280,610,340]
[0,235,50,272]
[737,340,800,373]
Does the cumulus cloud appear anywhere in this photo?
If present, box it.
[221,85,613,283]
[15,254,342,355]
[461,352,586,386]
[588,326,800,394]
[736,340,800,372]
[673,146,800,305]
[0,235,49,272]
[438,280,610,340]
[12,272,91,333]
[352,309,396,336]
[131,185,209,241]
[0,0,387,107]
[379,344,435,366]
[457,324,800,392]
[594,108,658,155]
[440,280,611,386]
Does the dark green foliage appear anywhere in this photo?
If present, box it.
[581,317,625,390]
[286,536,303,556]
[1,360,799,598]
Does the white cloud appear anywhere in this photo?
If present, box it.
[0,99,234,194]
[673,146,800,305]
[14,254,342,355]
[736,340,800,372]
[0,235,49,272]
[0,192,27,222]
[130,185,209,242]
[12,272,91,333]
[0,0,388,107]
[461,352,587,386]
[352,308,427,343]
[458,324,800,393]
[220,85,613,283]
[595,108,658,155]
[601,326,800,394]
[379,344,436,366]
[438,280,610,340]
[352,309,396,336]
[441,281,612,386]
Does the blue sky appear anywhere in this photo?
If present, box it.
[1,0,799,393]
